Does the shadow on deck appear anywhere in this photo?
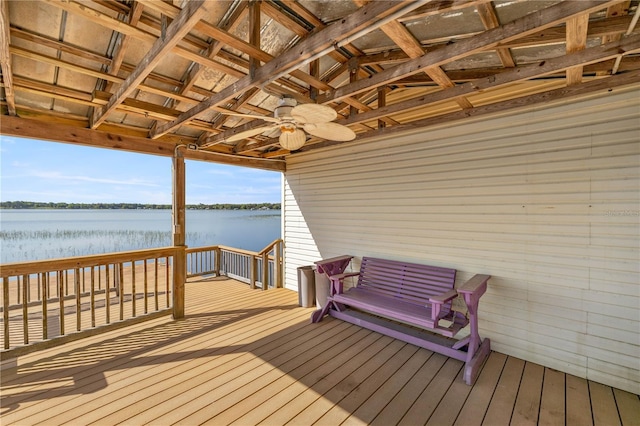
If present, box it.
[1,277,638,425]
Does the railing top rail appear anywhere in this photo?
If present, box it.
[185,245,219,254]
[0,246,180,277]
[258,239,283,256]
[217,245,258,257]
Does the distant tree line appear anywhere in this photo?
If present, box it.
[0,201,281,210]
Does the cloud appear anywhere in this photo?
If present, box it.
[30,171,160,187]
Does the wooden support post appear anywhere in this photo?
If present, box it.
[249,0,260,79]
[172,149,186,319]
[214,247,221,276]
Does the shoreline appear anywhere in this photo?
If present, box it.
[0,202,281,210]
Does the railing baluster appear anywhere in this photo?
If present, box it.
[262,253,269,290]
[3,277,10,349]
[105,264,110,324]
[165,257,170,308]
[91,266,96,328]
[119,263,124,321]
[75,268,81,331]
[144,259,148,315]
[154,258,159,311]
[42,272,48,340]
[22,274,29,344]
[131,261,136,318]
[58,270,64,336]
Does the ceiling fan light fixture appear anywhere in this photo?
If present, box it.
[279,128,306,151]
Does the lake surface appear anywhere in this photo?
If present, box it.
[0,209,281,263]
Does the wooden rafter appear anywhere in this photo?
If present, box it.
[0,0,16,116]
[566,13,590,86]
[103,1,144,93]
[476,2,516,68]
[339,34,640,127]
[317,0,623,105]
[357,14,639,67]
[353,0,473,110]
[150,0,428,139]
[2,0,639,165]
[91,1,210,129]
[311,69,640,151]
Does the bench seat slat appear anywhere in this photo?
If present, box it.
[333,288,437,329]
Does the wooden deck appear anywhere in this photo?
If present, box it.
[1,277,638,426]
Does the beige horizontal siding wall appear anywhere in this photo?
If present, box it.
[283,87,640,394]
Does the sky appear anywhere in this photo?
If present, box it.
[0,136,282,205]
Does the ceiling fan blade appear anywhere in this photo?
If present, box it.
[216,109,280,123]
[226,125,277,142]
[290,104,337,124]
[303,122,356,141]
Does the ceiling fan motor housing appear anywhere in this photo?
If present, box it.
[275,97,297,120]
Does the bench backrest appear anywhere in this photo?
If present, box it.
[357,257,457,306]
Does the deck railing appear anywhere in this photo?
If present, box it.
[0,247,178,356]
[186,239,284,289]
[1,240,283,357]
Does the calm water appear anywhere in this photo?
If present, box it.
[0,209,281,263]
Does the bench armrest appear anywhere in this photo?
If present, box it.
[328,272,360,295]
[429,289,458,304]
[428,289,458,324]
[457,274,491,297]
[329,272,360,281]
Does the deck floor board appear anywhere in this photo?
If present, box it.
[1,277,638,425]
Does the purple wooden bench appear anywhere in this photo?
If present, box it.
[311,256,491,385]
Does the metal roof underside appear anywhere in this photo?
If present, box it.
[1,0,639,172]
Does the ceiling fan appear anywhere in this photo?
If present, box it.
[219,97,356,151]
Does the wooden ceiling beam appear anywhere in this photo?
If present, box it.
[384,57,640,84]
[44,0,245,83]
[10,26,112,65]
[309,69,640,152]
[151,0,426,139]
[476,2,515,68]
[339,34,640,127]
[103,1,144,93]
[261,1,309,38]
[139,0,334,97]
[0,114,286,171]
[91,1,210,129]
[179,3,248,100]
[378,18,474,109]
[318,0,623,105]
[566,13,590,86]
[398,0,489,22]
[357,14,639,66]
[0,0,16,116]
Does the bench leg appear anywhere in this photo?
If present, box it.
[464,338,491,385]
[310,298,336,323]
